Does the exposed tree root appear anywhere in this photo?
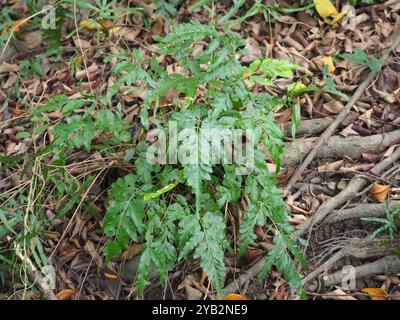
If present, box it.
[326,201,400,224]
[222,258,265,295]
[322,256,400,289]
[296,146,400,237]
[14,240,57,300]
[282,129,400,167]
[284,31,400,191]
[303,237,400,291]
[282,117,334,137]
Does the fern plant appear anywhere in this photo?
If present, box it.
[41,21,307,297]
[102,22,306,297]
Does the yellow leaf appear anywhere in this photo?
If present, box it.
[11,18,31,34]
[104,272,118,280]
[79,20,102,30]
[99,20,113,29]
[314,0,338,19]
[242,72,251,80]
[74,55,84,72]
[361,288,388,300]
[369,183,391,203]
[331,11,347,25]
[322,56,335,74]
[221,294,247,300]
[56,288,78,300]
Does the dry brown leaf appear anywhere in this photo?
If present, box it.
[378,67,399,92]
[340,124,359,137]
[360,287,388,300]
[323,288,357,300]
[73,38,91,48]
[0,62,19,73]
[383,145,398,158]
[119,27,141,42]
[369,183,391,203]
[288,214,307,224]
[317,160,344,173]
[323,99,344,114]
[380,22,393,38]
[56,288,78,300]
[84,240,103,268]
[296,11,318,28]
[242,38,262,63]
[185,286,203,300]
[362,152,380,163]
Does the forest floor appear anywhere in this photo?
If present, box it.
[1,0,400,300]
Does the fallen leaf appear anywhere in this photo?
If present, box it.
[56,288,78,300]
[200,271,207,285]
[314,0,346,24]
[361,287,388,300]
[184,286,203,300]
[383,145,398,158]
[79,20,102,30]
[369,183,391,203]
[242,38,262,63]
[322,56,335,74]
[331,11,347,25]
[11,18,30,34]
[221,293,247,300]
[0,62,19,73]
[314,0,337,19]
[323,99,344,114]
[323,288,357,300]
[84,240,103,268]
[378,67,399,92]
[340,124,359,137]
[362,152,380,163]
[317,160,343,172]
[73,38,91,48]
[380,22,393,38]
[104,273,118,280]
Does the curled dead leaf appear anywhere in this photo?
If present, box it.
[369,183,391,203]
[104,272,118,280]
[323,99,344,114]
[360,287,388,300]
[56,288,78,300]
[200,271,207,285]
[221,293,247,300]
[0,62,19,73]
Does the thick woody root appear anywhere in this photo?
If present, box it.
[282,129,400,167]
[284,30,400,192]
[296,146,400,237]
[222,259,265,295]
[326,201,400,224]
[322,256,400,289]
[282,117,334,137]
[303,237,400,291]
